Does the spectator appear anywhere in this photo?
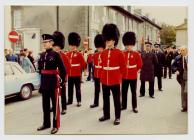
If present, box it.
[5,48,18,62]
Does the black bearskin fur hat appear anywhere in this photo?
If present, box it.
[53,31,65,49]
[94,34,105,49]
[102,23,120,46]
[122,31,136,46]
[68,32,81,47]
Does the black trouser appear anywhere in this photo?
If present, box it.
[93,78,101,105]
[68,76,81,103]
[102,84,121,119]
[164,65,172,78]
[140,81,154,97]
[156,76,162,90]
[87,62,93,80]
[42,89,58,128]
[61,84,67,110]
[122,79,137,109]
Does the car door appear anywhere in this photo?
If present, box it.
[5,64,22,95]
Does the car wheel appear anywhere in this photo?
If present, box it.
[20,84,32,100]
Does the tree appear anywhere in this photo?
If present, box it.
[160,24,176,46]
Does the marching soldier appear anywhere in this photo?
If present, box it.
[99,23,126,125]
[66,32,86,107]
[164,46,174,79]
[139,41,158,98]
[90,34,105,108]
[121,32,142,113]
[37,34,66,134]
[154,43,165,91]
[53,31,71,115]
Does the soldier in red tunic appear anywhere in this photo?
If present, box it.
[53,31,71,115]
[99,24,126,125]
[66,32,86,107]
[121,32,142,113]
[90,34,105,108]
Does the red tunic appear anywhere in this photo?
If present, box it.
[87,54,94,63]
[122,51,142,80]
[66,51,86,77]
[100,48,126,86]
[59,51,71,81]
[93,52,103,78]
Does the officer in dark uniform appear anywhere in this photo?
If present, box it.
[37,34,66,134]
[154,43,165,91]
[164,46,174,79]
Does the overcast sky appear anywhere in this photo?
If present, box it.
[134,6,187,26]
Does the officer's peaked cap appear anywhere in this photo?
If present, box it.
[42,34,54,41]
[145,41,152,46]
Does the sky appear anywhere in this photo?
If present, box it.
[134,6,187,26]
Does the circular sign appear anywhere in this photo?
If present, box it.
[8,31,19,43]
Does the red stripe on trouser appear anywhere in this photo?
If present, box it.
[55,75,61,129]
[55,88,60,129]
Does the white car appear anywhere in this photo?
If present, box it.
[5,62,40,100]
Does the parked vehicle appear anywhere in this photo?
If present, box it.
[5,62,40,100]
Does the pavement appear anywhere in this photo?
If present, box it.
[5,74,187,135]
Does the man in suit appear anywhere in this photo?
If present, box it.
[154,43,165,91]
[164,46,174,79]
[172,46,188,112]
[140,41,158,98]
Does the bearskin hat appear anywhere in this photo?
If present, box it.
[102,23,120,46]
[94,34,105,49]
[68,32,81,47]
[52,31,65,49]
[122,32,136,46]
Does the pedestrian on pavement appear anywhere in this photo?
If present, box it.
[86,48,94,81]
[164,46,174,79]
[5,48,18,62]
[37,34,66,134]
[90,34,105,108]
[99,23,126,125]
[21,48,35,73]
[139,41,158,98]
[172,46,188,112]
[28,50,36,70]
[154,43,165,91]
[121,31,142,113]
[66,32,86,107]
[53,31,71,115]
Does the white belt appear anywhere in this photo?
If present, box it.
[103,66,120,70]
[95,65,102,68]
[71,64,80,67]
[127,65,137,69]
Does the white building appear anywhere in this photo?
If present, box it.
[175,19,188,47]
[5,6,161,55]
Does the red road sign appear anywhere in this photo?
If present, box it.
[8,31,19,43]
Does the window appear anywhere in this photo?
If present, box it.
[5,65,14,76]
[13,10,21,28]
[12,65,22,75]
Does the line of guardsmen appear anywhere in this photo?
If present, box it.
[37,23,181,134]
